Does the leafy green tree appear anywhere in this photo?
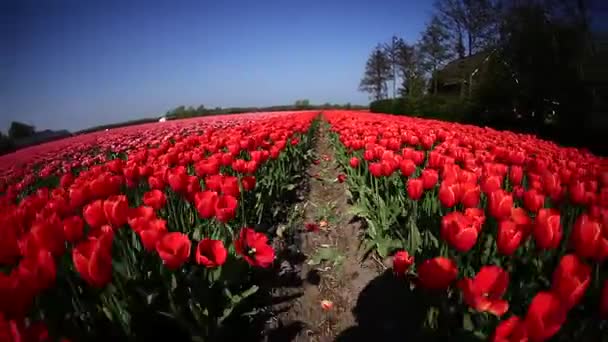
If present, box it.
[8,121,35,140]
[359,44,393,101]
[419,16,453,94]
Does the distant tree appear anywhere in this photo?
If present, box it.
[294,99,311,109]
[0,132,14,155]
[434,0,500,57]
[395,41,427,98]
[419,16,453,94]
[8,121,35,140]
[384,36,402,98]
[359,45,393,101]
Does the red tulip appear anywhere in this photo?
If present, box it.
[143,189,167,210]
[458,265,510,316]
[406,178,424,200]
[489,190,513,221]
[523,189,545,213]
[399,159,416,177]
[569,180,586,205]
[167,167,189,193]
[349,157,360,168]
[570,213,608,261]
[72,235,113,288]
[499,216,525,254]
[235,227,275,268]
[491,316,528,342]
[337,174,346,183]
[524,292,567,342]
[137,218,167,251]
[241,176,256,191]
[421,169,439,190]
[63,216,84,243]
[195,238,227,268]
[156,232,191,270]
[205,174,223,192]
[28,217,65,257]
[460,182,480,208]
[441,212,479,252]
[103,195,129,228]
[194,191,218,219]
[17,249,57,294]
[214,195,238,223]
[83,200,107,229]
[369,162,383,178]
[481,175,502,194]
[438,182,461,208]
[393,250,414,276]
[551,254,591,310]
[509,166,523,186]
[220,176,240,197]
[533,208,562,250]
[417,257,458,291]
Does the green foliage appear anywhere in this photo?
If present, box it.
[370,95,475,123]
[359,44,393,101]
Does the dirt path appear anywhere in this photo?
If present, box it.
[264,120,381,342]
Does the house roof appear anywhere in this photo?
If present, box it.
[436,52,491,86]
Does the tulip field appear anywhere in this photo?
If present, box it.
[1,110,608,341]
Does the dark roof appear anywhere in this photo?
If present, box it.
[436,52,491,86]
[13,130,72,148]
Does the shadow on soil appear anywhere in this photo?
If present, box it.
[335,270,482,342]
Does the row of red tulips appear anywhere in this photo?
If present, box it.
[326,110,608,341]
[0,111,319,341]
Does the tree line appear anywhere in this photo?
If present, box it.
[360,0,604,153]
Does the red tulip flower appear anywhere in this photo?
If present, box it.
[491,316,528,342]
[489,190,513,221]
[441,211,479,252]
[458,265,510,316]
[523,189,545,213]
[421,169,439,190]
[72,235,113,288]
[460,182,481,208]
[439,181,461,208]
[83,200,107,229]
[137,218,168,251]
[305,222,320,232]
[533,208,562,250]
[399,159,416,177]
[194,191,218,219]
[143,189,167,210]
[214,195,238,223]
[103,195,129,228]
[235,227,275,268]
[393,250,414,276]
[63,216,84,243]
[241,176,256,191]
[220,176,240,197]
[337,174,346,183]
[524,291,567,342]
[497,220,523,256]
[349,157,360,168]
[406,178,424,200]
[417,257,458,291]
[551,254,591,310]
[195,238,227,268]
[156,232,191,270]
[570,213,608,261]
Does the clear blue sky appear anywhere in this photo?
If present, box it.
[0,0,434,132]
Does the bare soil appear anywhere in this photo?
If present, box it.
[263,121,381,342]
